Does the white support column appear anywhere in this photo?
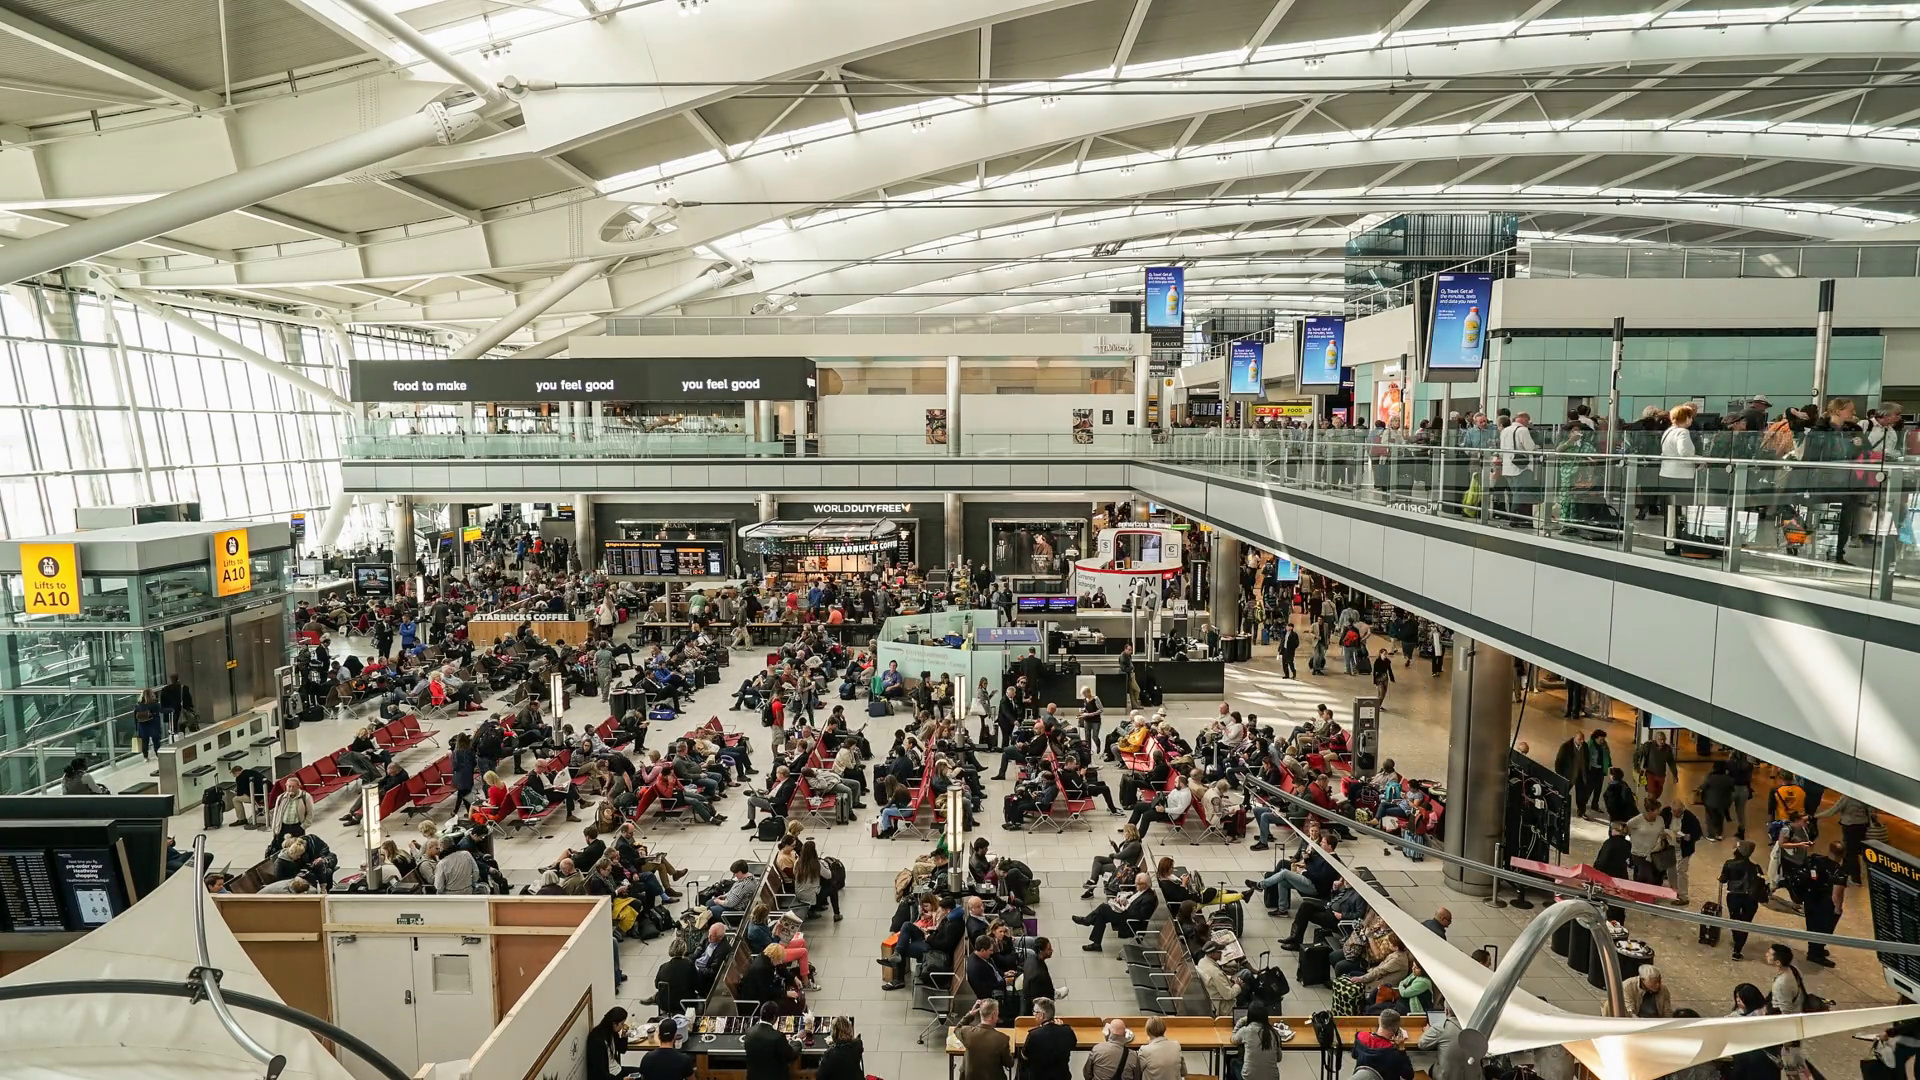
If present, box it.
[3,105,483,284]
[793,399,809,457]
[944,493,963,567]
[316,491,356,551]
[392,497,416,574]
[946,354,962,457]
[451,257,618,359]
[94,275,353,411]
[515,264,746,360]
[591,400,606,439]
[97,292,154,500]
[573,495,594,572]
[1134,354,1150,434]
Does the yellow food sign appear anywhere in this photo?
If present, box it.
[213,529,252,596]
[20,543,80,615]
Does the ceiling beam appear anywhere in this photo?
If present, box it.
[11,208,234,263]
[978,25,992,102]
[1765,163,1869,197]
[237,206,360,246]
[1664,57,1822,126]
[1567,62,1694,124]
[376,178,485,225]
[683,111,733,160]
[1244,0,1299,60]
[1171,115,1208,156]
[1379,0,1434,39]
[1439,155,1510,190]
[1368,84,1440,133]
[827,67,861,131]
[0,5,218,109]
[544,156,601,190]
[1507,0,1569,35]
[1074,136,1095,171]
[1113,0,1154,74]
[0,74,177,109]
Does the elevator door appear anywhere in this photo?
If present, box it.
[229,607,284,714]
[162,622,231,723]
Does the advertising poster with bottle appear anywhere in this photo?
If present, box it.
[1144,266,1184,329]
[1426,272,1493,371]
[1299,316,1345,388]
[1228,340,1264,397]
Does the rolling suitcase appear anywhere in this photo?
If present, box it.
[1698,900,1723,945]
[201,786,225,829]
[1295,940,1333,987]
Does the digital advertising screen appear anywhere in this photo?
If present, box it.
[1426,273,1494,372]
[1144,267,1184,330]
[353,563,394,597]
[1228,341,1264,397]
[1270,555,1300,582]
[1299,316,1346,389]
[1015,595,1050,614]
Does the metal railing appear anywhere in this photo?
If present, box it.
[1525,242,1920,281]
[605,313,1136,337]
[347,423,1920,609]
[1142,428,1920,605]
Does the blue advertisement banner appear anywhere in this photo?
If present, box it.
[1427,272,1493,371]
[1144,266,1184,329]
[1228,340,1263,397]
[1299,316,1345,388]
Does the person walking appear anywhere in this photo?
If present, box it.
[1718,840,1766,960]
[1698,761,1736,841]
[1371,649,1397,707]
[1816,794,1874,884]
[267,777,314,857]
[1583,731,1613,819]
[1635,732,1678,801]
[1801,841,1846,967]
[1276,622,1300,680]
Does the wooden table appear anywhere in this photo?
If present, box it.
[943,1014,1427,1080]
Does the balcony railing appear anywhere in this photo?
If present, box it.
[348,425,1920,609]
[605,313,1137,337]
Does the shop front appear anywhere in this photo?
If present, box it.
[739,519,915,578]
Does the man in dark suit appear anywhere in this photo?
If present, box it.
[742,1006,798,1080]
[955,999,1014,1080]
[965,934,1012,1022]
[1020,997,1076,1080]
[1021,938,1058,1015]
[1019,649,1045,694]
[1277,623,1301,680]
[1073,871,1158,950]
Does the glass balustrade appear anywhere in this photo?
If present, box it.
[348,423,1920,608]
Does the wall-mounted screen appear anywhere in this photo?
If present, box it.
[603,540,728,578]
[1228,341,1264,397]
[1299,316,1346,389]
[1426,273,1494,372]
[1144,267,1184,330]
[353,563,393,597]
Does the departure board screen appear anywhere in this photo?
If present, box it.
[0,849,66,932]
[1864,842,1920,990]
[604,540,727,578]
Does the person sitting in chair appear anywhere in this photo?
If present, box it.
[1072,871,1157,951]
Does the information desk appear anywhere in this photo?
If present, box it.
[943,1014,1428,1080]
[465,616,595,646]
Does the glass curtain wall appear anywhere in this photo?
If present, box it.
[0,284,445,543]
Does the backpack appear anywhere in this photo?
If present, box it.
[1312,1010,1340,1051]
[610,896,639,936]
[756,815,787,842]
[1341,628,1361,647]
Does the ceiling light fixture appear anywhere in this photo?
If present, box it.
[677,0,708,13]
[1040,95,1061,108]
[783,144,804,159]
[911,116,933,131]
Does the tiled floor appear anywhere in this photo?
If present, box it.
[130,624,1904,1079]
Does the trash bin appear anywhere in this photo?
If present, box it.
[1565,919,1593,974]
[273,751,303,779]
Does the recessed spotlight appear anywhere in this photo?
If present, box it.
[782,145,804,159]
[1040,95,1061,108]
[911,117,933,131]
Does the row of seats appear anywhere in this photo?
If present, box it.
[289,714,441,802]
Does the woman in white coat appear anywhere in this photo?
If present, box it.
[1659,403,1701,550]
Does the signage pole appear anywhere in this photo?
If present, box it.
[1812,279,1836,411]
[1607,316,1625,443]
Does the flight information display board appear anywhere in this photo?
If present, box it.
[1864,841,1920,994]
[604,540,727,578]
[0,849,64,932]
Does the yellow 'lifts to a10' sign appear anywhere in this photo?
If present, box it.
[212,529,252,597]
[20,543,80,615]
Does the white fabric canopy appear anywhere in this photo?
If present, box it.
[1286,820,1920,1080]
[0,869,360,1080]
